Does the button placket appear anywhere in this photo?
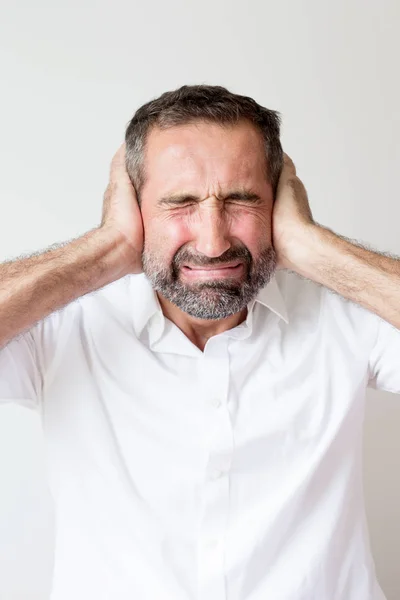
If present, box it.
[209,397,222,409]
[198,337,234,600]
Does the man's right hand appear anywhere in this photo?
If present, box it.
[0,143,146,348]
[100,144,144,275]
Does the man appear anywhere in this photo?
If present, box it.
[0,84,398,600]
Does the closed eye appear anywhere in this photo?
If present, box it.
[225,192,261,204]
[158,191,262,207]
[159,195,198,208]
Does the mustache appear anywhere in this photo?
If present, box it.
[172,246,252,268]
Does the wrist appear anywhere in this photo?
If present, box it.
[90,226,138,280]
[282,223,327,276]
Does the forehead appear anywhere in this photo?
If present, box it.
[141,120,267,195]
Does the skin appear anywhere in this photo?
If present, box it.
[103,123,400,355]
[138,121,276,350]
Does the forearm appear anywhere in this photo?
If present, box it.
[0,226,131,348]
[286,224,400,329]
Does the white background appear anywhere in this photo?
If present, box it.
[1,0,400,598]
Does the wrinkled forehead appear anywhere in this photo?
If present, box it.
[142,121,268,196]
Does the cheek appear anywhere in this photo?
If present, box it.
[145,217,191,259]
[231,213,272,252]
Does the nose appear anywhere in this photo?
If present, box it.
[192,202,231,258]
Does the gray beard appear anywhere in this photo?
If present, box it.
[142,244,277,320]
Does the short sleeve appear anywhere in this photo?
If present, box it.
[0,330,43,410]
[368,316,400,394]
[0,301,78,411]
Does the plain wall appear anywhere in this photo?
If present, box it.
[1,0,400,598]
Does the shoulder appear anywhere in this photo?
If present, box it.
[28,274,134,375]
[276,269,379,342]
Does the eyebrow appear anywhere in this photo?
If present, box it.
[158,191,262,206]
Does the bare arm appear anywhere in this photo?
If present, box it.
[0,145,144,348]
[273,155,400,329]
[285,224,400,329]
[0,227,133,348]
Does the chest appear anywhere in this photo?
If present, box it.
[42,311,370,485]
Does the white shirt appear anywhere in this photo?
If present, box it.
[1,270,399,600]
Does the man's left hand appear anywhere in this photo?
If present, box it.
[272,154,316,271]
[272,153,400,329]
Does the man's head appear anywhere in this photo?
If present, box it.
[125,85,283,320]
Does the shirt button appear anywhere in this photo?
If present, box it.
[210,397,222,408]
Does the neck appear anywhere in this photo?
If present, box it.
[157,293,248,352]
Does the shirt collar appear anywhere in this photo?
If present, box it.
[254,272,289,324]
[129,272,289,339]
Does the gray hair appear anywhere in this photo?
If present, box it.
[125,84,283,203]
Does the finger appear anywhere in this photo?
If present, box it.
[282,152,296,175]
[109,143,130,184]
[276,155,296,194]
